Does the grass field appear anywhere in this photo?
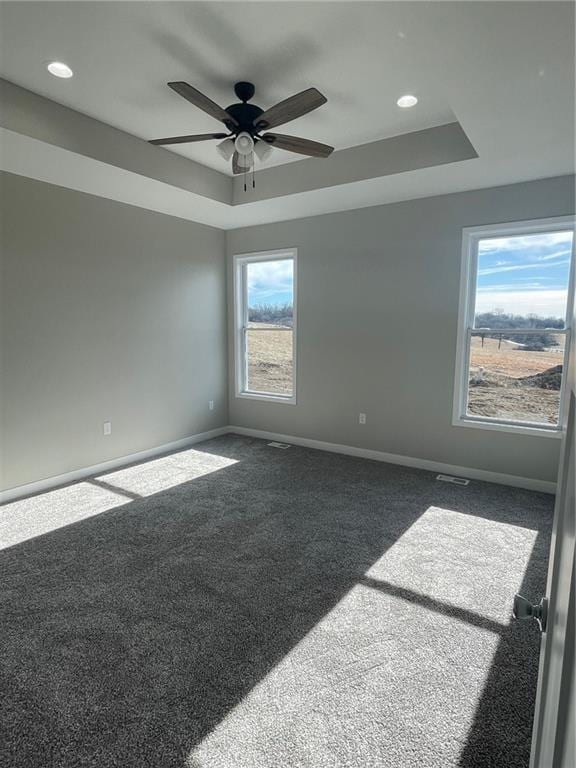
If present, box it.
[245,325,564,424]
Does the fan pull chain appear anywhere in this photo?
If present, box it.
[240,151,255,193]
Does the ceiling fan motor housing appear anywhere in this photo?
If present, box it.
[223,82,268,134]
[225,102,264,135]
[234,81,255,103]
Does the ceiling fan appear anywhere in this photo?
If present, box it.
[149,81,334,182]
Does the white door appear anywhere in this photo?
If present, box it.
[527,300,575,767]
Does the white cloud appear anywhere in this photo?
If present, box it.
[479,283,545,292]
[478,232,573,253]
[475,289,568,318]
[540,248,573,261]
[247,259,293,302]
[478,258,571,277]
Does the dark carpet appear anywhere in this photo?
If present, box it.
[0,435,553,767]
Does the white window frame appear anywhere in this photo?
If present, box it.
[233,248,298,405]
[453,216,575,438]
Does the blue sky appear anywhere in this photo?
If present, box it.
[247,259,294,306]
[476,231,573,319]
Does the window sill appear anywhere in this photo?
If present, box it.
[453,416,563,439]
[236,391,297,405]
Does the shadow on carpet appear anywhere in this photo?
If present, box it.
[0,435,553,767]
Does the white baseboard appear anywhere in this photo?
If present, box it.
[0,427,229,505]
[1,423,557,504]
[228,426,557,495]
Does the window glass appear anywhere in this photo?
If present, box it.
[458,225,573,431]
[475,231,572,323]
[467,331,564,425]
[238,256,295,399]
[246,259,294,327]
[246,328,293,395]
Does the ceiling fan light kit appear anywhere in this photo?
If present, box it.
[216,137,235,161]
[234,131,254,155]
[254,140,272,162]
[149,80,334,190]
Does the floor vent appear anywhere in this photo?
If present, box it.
[436,474,470,486]
[268,441,292,449]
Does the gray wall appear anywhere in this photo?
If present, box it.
[2,172,572,491]
[227,175,575,484]
[1,172,228,491]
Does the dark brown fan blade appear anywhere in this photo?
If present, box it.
[168,82,238,127]
[232,151,243,175]
[254,88,327,130]
[263,133,334,158]
[149,132,228,146]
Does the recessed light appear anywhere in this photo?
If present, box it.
[47,61,73,79]
[397,94,418,108]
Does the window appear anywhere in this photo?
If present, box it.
[234,249,297,403]
[454,217,575,436]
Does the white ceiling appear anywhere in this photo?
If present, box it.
[0,1,457,174]
[0,1,574,229]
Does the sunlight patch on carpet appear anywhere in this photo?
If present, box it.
[0,482,128,549]
[185,580,501,768]
[364,506,538,624]
[96,448,238,497]
[183,504,527,768]
[1,449,239,549]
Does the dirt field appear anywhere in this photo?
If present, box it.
[468,336,563,424]
[245,326,563,424]
[246,324,293,395]
[469,336,564,377]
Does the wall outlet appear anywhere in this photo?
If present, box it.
[209,400,214,411]
[359,413,367,425]
[103,421,112,436]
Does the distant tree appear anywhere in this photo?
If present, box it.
[248,302,293,326]
[474,311,563,349]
